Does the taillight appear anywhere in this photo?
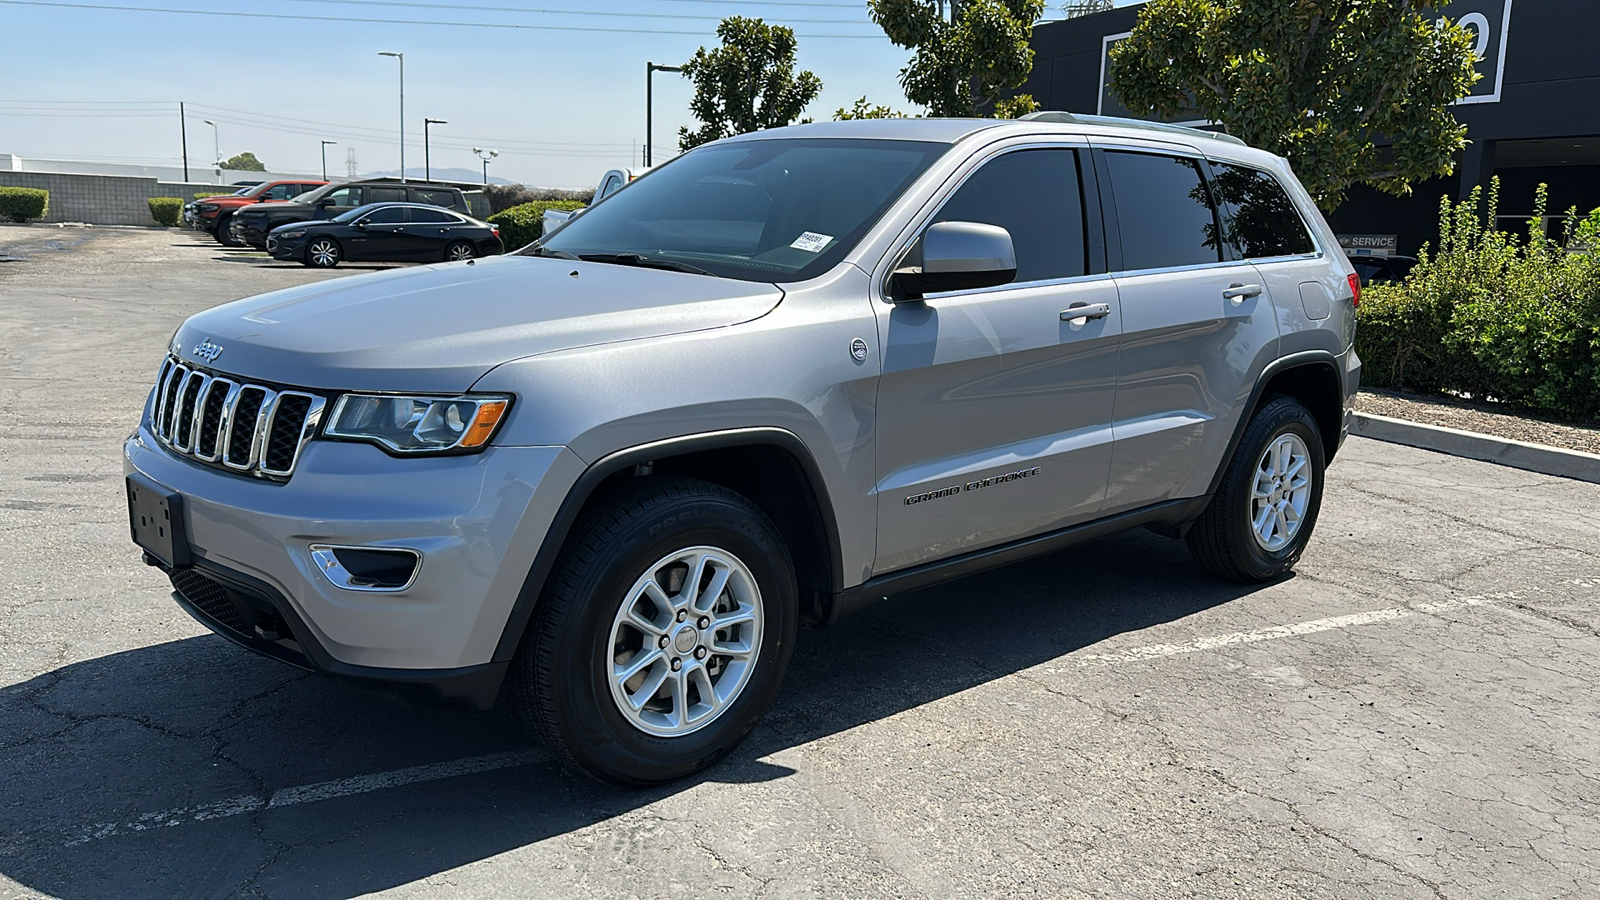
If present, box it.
[1347,272,1361,308]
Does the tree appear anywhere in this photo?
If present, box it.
[679,17,823,151]
[1108,0,1480,209]
[833,97,908,120]
[868,0,1045,117]
[220,152,266,172]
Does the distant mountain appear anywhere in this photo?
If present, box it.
[362,166,516,185]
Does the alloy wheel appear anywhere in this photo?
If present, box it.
[605,546,763,738]
[1250,432,1312,552]
[446,243,475,261]
[308,239,338,267]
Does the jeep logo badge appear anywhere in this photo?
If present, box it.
[192,338,225,363]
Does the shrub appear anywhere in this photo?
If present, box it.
[148,197,184,227]
[1355,179,1600,421]
[191,191,232,200]
[486,200,586,250]
[484,183,592,214]
[0,186,49,222]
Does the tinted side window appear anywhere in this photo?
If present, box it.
[1104,151,1220,271]
[369,186,408,204]
[1210,163,1315,258]
[361,207,407,224]
[263,184,293,201]
[325,187,363,207]
[411,188,451,207]
[410,207,455,223]
[932,149,1087,283]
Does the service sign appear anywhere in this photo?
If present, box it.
[1338,235,1400,257]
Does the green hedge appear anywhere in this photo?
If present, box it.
[0,186,49,222]
[486,200,586,250]
[1355,180,1600,421]
[192,191,232,200]
[148,197,184,227]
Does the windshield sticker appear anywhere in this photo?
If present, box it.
[790,232,833,253]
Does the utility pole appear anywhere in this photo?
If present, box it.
[424,118,447,181]
[179,101,189,182]
[379,51,405,180]
[321,140,337,181]
[646,61,683,167]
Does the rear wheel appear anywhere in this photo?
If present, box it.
[444,240,476,262]
[516,476,797,786]
[304,237,341,268]
[1186,395,1326,582]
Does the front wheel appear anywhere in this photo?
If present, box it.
[304,237,341,268]
[444,240,476,262]
[213,213,239,246]
[1186,395,1326,582]
[516,476,797,786]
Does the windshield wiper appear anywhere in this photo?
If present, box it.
[577,253,715,277]
[523,245,579,260]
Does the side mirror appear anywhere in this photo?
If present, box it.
[316,198,335,208]
[890,221,1017,300]
[353,220,367,229]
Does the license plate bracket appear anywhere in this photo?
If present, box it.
[127,472,190,568]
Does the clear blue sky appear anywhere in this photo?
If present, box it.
[0,1,1125,187]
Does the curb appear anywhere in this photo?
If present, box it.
[1351,412,1600,485]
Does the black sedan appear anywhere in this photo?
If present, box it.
[267,203,503,268]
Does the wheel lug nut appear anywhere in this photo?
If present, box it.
[671,658,683,671]
[697,616,710,629]
[676,610,688,622]
[658,636,670,649]
[694,646,707,661]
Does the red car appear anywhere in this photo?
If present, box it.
[193,180,326,245]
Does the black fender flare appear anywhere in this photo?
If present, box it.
[1204,349,1345,499]
[489,427,845,663]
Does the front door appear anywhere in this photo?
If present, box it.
[346,206,409,260]
[873,147,1122,575]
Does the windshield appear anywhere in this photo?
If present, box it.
[331,204,379,223]
[529,138,948,282]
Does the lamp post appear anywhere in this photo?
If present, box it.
[378,51,405,181]
[424,118,447,181]
[645,61,682,167]
[202,119,220,183]
[320,140,337,181]
[473,147,498,185]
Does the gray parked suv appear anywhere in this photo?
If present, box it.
[125,115,1360,785]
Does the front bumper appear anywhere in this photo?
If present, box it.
[266,234,306,259]
[125,421,586,705]
[233,218,270,248]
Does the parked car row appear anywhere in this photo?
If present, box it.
[184,177,501,267]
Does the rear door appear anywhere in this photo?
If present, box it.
[1094,145,1281,513]
[872,143,1123,574]
[397,206,461,260]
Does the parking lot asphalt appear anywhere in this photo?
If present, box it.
[1,224,1597,899]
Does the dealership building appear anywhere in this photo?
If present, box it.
[1024,1,1598,257]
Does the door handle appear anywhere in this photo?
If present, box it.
[1223,283,1263,301]
[1060,302,1112,322]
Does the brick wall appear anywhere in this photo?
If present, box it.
[0,172,242,226]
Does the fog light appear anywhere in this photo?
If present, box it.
[309,544,420,592]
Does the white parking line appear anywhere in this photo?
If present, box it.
[47,594,1512,850]
[1073,594,1506,665]
[61,748,547,848]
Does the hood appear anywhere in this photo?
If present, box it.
[170,255,784,391]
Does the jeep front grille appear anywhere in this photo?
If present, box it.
[149,356,325,481]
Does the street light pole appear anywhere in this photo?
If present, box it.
[320,140,337,181]
[473,147,498,186]
[202,119,220,183]
[424,118,447,181]
[645,61,682,167]
[378,51,405,181]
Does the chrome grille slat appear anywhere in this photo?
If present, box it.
[146,356,321,481]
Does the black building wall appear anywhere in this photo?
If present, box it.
[1024,1,1600,256]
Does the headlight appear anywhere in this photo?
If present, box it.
[278,230,307,239]
[199,203,218,212]
[324,393,511,454]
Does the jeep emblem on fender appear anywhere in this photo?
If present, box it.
[850,338,869,362]
[192,338,224,363]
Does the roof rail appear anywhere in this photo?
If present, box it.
[1019,110,1247,147]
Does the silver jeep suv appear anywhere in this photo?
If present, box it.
[125,115,1360,785]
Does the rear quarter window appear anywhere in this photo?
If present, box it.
[1209,163,1316,258]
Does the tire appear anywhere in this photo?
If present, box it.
[1186,395,1326,582]
[213,213,239,246]
[444,240,476,262]
[304,237,341,268]
[516,476,798,786]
